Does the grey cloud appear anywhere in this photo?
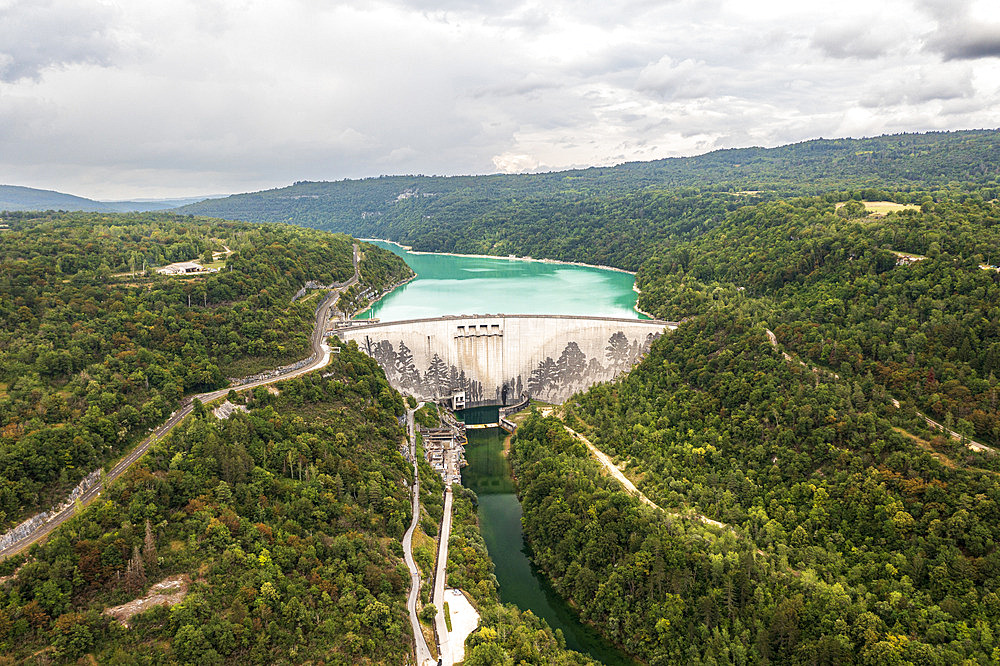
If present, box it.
[860,66,973,108]
[812,25,887,59]
[635,57,714,100]
[1,0,999,199]
[471,75,562,99]
[917,0,1000,60]
[928,24,1000,60]
[916,0,972,21]
[0,0,122,81]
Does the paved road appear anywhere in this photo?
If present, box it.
[0,248,361,561]
[432,485,455,666]
[402,405,434,666]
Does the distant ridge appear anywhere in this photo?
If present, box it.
[174,129,1000,234]
[0,184,209,213]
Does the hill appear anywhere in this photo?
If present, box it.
[174,130,1000,246]
[0,211,411,530]
[0,184,208,213]
[509,194,1000,664]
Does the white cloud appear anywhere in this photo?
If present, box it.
[0,0,997,198]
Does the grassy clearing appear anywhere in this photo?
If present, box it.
[296,290,321,305]
[507,400,557,426]
[836,200,919,215]
[0,383,6,398]
[863,201,919,214]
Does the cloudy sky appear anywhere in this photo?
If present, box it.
[1,0,998,199]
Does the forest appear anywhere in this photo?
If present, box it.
[513,305,1000,663]
[0,343,417,663]
[506,193,1000,663]
[0,212,411,532]
[178,130,1000,270]
[4,129,1000,663]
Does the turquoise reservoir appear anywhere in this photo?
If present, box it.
[358,240,648,321]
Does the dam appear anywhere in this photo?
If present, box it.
[341,243,658,664]
[333,314,675,404]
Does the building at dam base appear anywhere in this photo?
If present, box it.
[334,314,674,405]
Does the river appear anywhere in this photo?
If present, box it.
[356,241,640,665]
[459,407,635,665]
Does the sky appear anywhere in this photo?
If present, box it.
[0,0,998,200]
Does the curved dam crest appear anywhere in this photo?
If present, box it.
[334,314,675,404]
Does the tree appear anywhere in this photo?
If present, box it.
[395,341,420,388]
[419,603,437,623]
[124,545,147,593]
[373,340,398,380]
[527,357,557,396]
[143,519,157,569]
[555,342,587,387]
[465,642,514,666]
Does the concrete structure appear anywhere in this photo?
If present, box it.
[334,314,675,404]
[433,487,455,665]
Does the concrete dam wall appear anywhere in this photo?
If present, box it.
[334,314,675,404]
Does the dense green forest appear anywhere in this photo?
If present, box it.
[514,305,1000,663]
[0,344,416,663]
[504,193,1000,663]
[177,130,1000,269]
[0,212,411,530]
[5,129,1000,664]
[635,196,1000,446]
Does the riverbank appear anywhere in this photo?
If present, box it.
[351,272,417,319]
[359,238,637,275]
[632,284,656,319]
[460,421,636,665]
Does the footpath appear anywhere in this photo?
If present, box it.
[765,329,995,455]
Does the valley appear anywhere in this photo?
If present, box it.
[2,130,1000,664]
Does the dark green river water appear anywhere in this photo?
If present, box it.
[458,413,635,665]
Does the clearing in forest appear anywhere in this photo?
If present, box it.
[836,200,920,216]
[861,201,919,214]
[102,575,190,627]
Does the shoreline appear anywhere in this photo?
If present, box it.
[358,238,637,275]
[350,272,417,319]
[632,284,656,319]
[359,236,652,320]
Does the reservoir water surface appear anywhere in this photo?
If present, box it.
[356,241,639,664]
[359,240,648,321]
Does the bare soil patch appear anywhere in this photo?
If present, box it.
[103,574,190,627]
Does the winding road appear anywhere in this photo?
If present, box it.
[402,405,434,666]
[0,246,361,561]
